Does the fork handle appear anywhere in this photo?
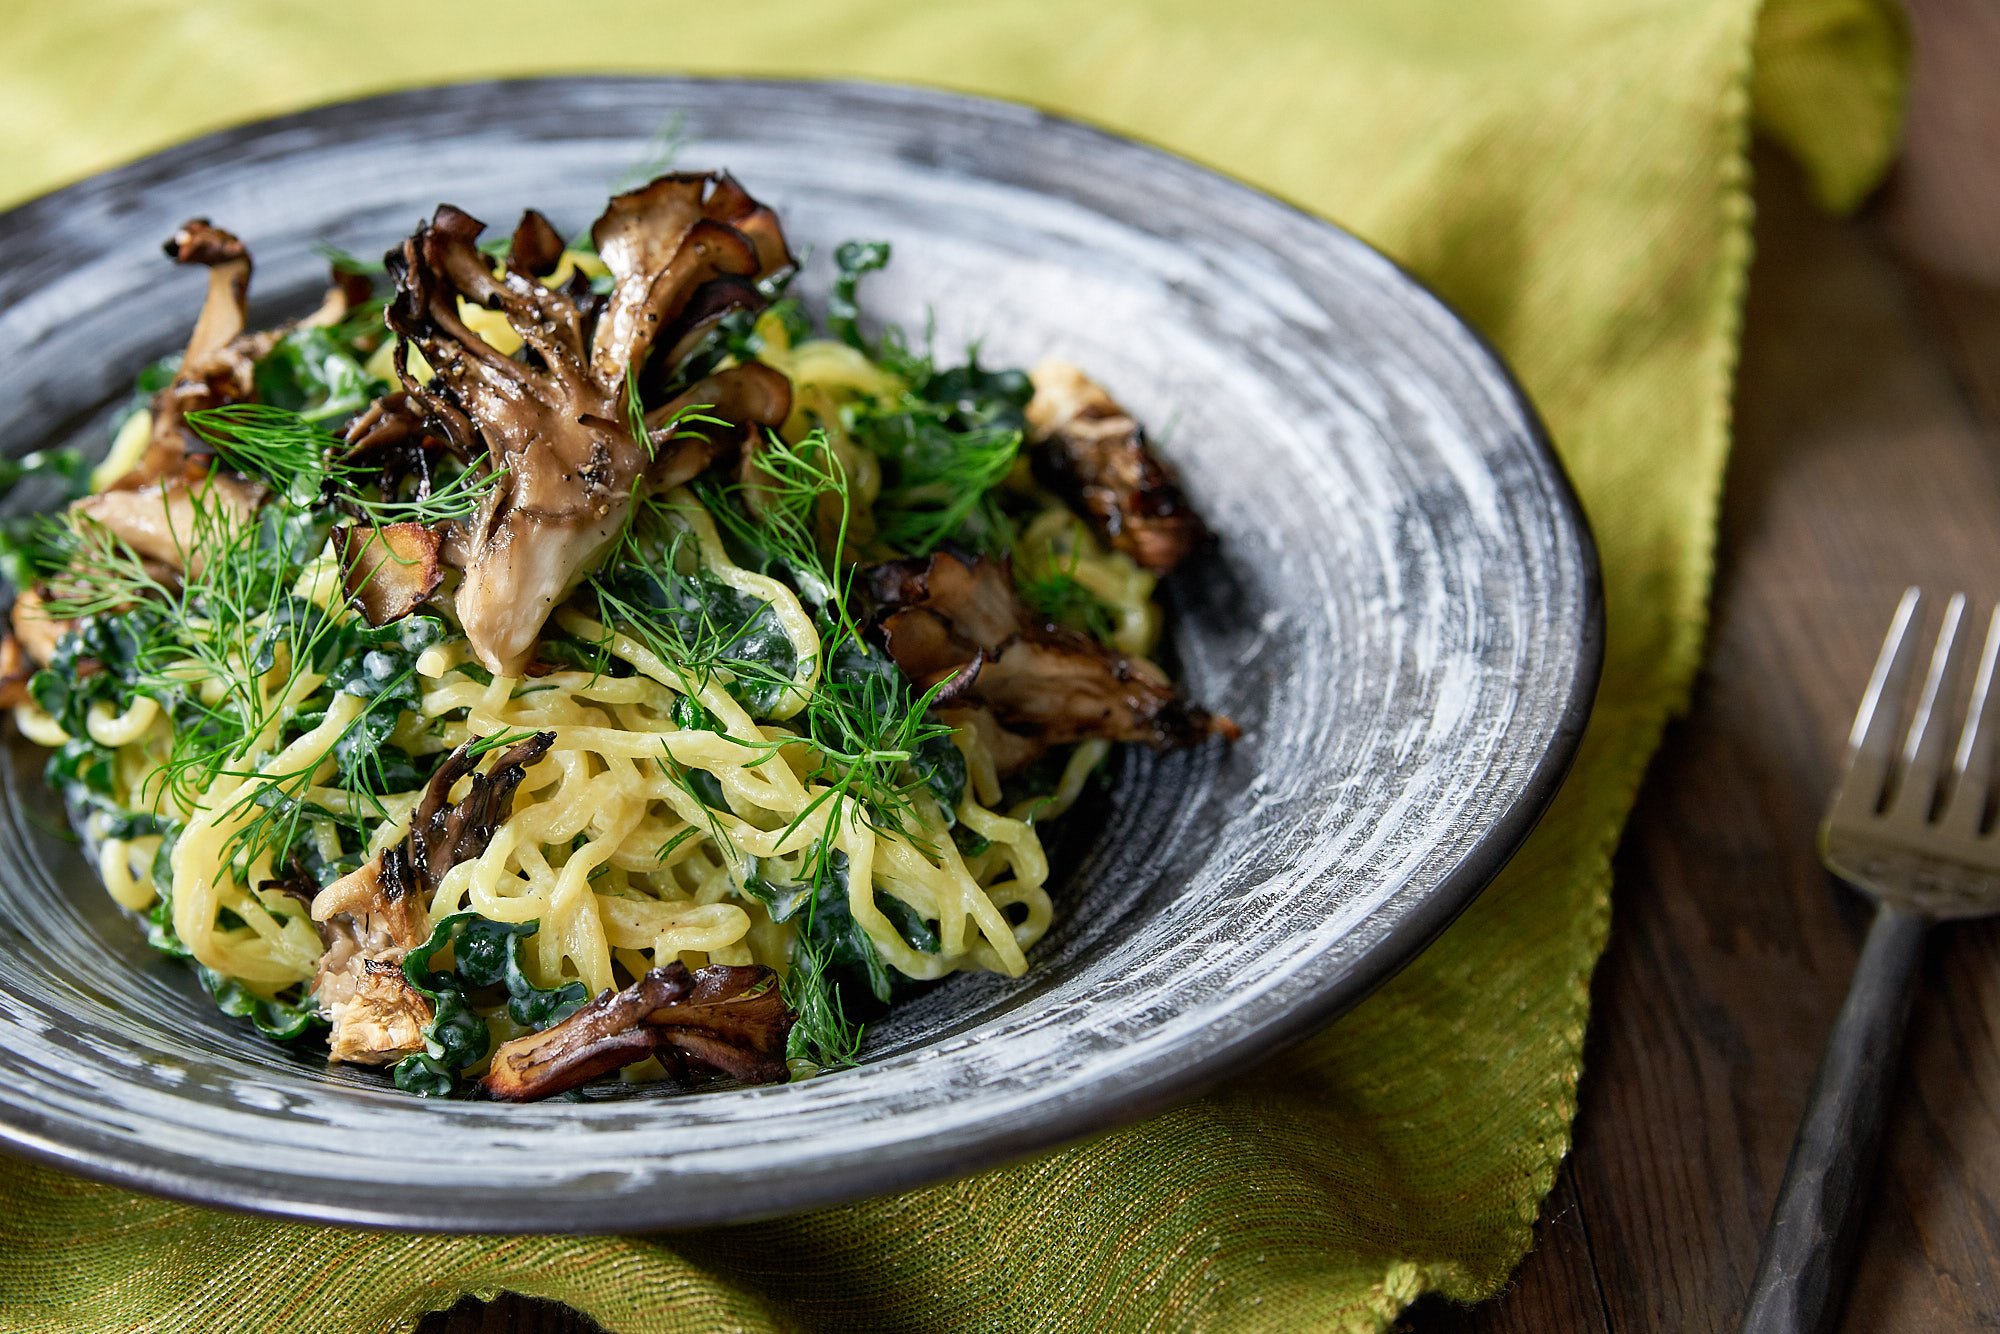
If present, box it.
[1740,902,1928,1334]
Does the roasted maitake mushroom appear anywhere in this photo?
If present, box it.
[482,961,792,1100]
[117,220,371,492]
[1026,361,1207,575]
[311,731,553,1063]
[333,522,444,626]
[385,173,793,675]
[862,549,1234,773]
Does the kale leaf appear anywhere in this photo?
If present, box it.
[829,240,891,352]
[393,912,589,1097]
[253,327,387,424]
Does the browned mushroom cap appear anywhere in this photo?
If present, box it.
[71,471,266,577]
[7,588,71,670]
[312,849,429,958]
[113,222,381,493]
[595,217,761,385]
[1025,361,1208,575]
[482,961,791,1101]
[325,959,434,1065]
[385,176,796,676]
[482,966,686,1099]
[333,522,444,626]
[407,731,554,896]
[0,634,32,708]
[863,550,1234,766]
[647,962,795,1085]
[387,202,646,674]
[507,209,566,280]
[643,362,794,491]
[336,391,469,537]
[311,732,555,1060]
[589,171,791,386]
[700,171,796,276]
[163,221,251,357]
[107,221,260,491]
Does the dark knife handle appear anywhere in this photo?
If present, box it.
[1740,902,1928,1334]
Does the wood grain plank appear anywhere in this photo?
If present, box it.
[1592,149,2000,1334]
[1418,122,2000,1329]
[1399,1160,1611,1333]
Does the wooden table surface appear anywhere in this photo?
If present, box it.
[426,5,2000,1330]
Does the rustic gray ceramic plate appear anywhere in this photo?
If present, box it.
[0,77,1599,1232]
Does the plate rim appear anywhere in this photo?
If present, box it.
[0,72,1604,1232]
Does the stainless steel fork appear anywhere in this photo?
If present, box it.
[1742,588,2000,1334]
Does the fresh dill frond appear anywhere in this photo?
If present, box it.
[782,934,865,1069]
[186,403,500,525]
[869,419,1021,555]
[466,729,542,760]
[623,366,652,460]
[185,405,336,508]
[1017,547,1120,645]
[696,427,853,623]
[591,496,802,710]
[36,472,442,878]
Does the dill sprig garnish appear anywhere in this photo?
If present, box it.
[866,409,1021,555]
[36,476,430,879]
[603,432,956,849]
[822,241,1036,556]
[185,403,500,525]
[782,936,865,1069]
[696,427,855,627]
[1016,546,1120,645]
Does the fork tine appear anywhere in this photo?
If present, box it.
[1943,604,2000,835]
[1889,592,1967,820]
[1888,596,1968,824]
[1842,587,1923,811]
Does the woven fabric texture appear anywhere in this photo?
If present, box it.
[0,1,1906,1330]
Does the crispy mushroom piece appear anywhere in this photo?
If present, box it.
[310,850,431,1064]
[386,203,648,675]
[311,731,554,1064]
[642,362,793,491]
[506,208,566,280]
[385,174,793,674]
[405,730,554,893]
[333,522,444,625]
[1025,360,1208,575]
[326,959,436,1066]
[112,224,372,492]
[647,961,798,1085]
[0,633,32,708]
[862,550,1234,770]
[341,389,461,470]
[336,390,474,571]
[588,171,794,385]
[70,471,265,577]
[482,961,792,1101]
[7,587,71,670]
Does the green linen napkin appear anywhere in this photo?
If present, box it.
[0,2,1907,1330]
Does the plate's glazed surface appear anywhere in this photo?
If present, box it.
[0,77,1599,1231]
